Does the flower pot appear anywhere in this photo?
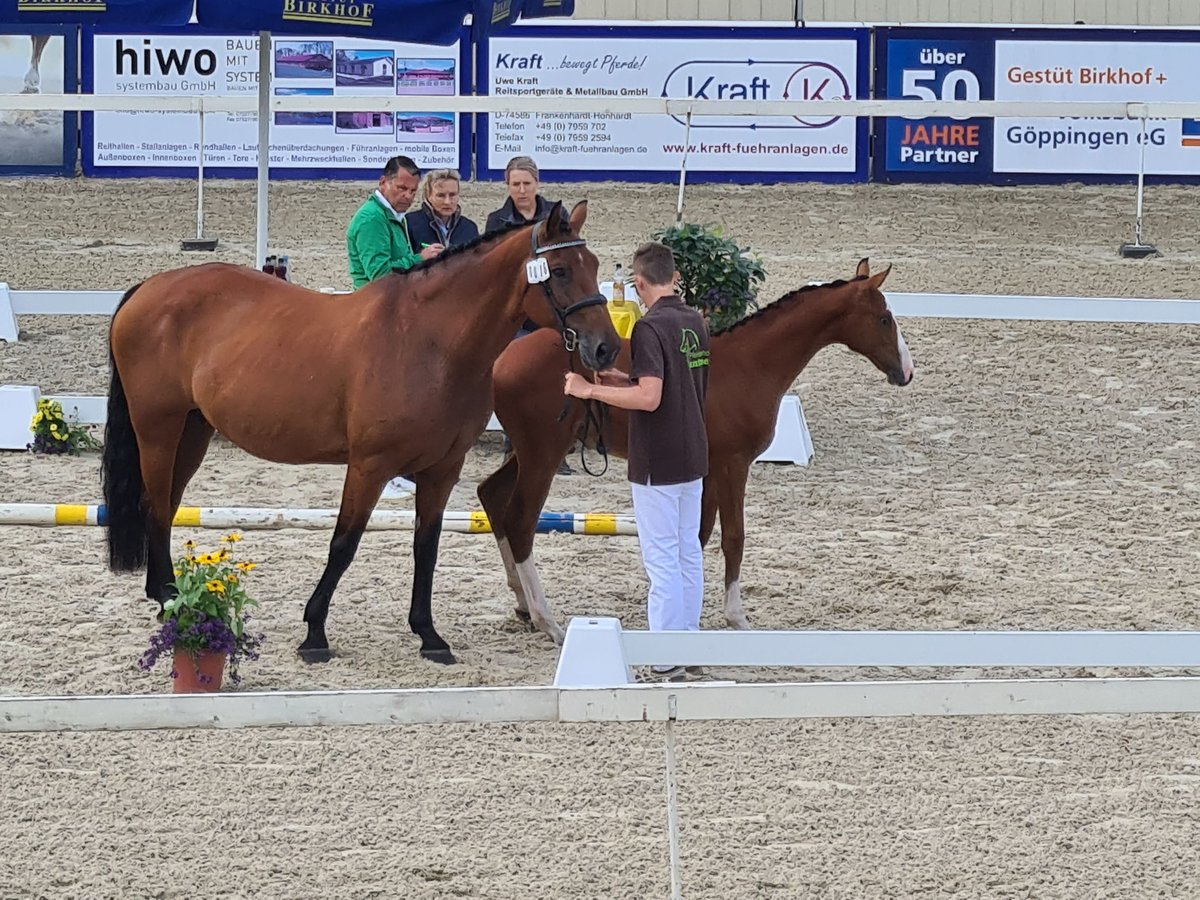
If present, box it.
[172,648,227,693]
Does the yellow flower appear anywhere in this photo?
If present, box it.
[225,573,239,585]
[223,533,243,543]
[186,555,197,564]
[218,548,230,561]
[205,580,226,594]
[49,424,58,433]
[173,568,181,577]
[32,412,43,424]
[235,561,256,572]
[183,540,196,550]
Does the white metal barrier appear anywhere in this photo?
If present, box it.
[5,619,1200,898]
[0,284,814,462]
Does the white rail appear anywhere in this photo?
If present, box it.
[1,95,1198,118]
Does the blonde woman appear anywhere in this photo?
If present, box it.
[404,168,480,251]
[485,156,557,232]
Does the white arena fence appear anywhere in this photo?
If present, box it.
[0,283,815,462]
[5,618,1200,898]
[6,283,1200,455]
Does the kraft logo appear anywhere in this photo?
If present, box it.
[661,59,851,130]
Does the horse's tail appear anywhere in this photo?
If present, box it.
[101,282,147,572]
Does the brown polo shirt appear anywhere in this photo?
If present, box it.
[627,294,710,486]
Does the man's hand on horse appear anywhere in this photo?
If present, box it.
[563,372,593,400]
[418,243,445,260]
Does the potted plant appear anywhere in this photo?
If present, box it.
[652,222,767,333]
[28,398,102,455]
[138,534,265,693]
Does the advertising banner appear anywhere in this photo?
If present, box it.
[81,28,471,179]
[876,27,993,182]
[993,36,1200,177]
[0,27,76,175]
[477,25,869,183]
[877,27,1200,184]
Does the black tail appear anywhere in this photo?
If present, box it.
[101,282,147,572]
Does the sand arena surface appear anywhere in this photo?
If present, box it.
[1,177,1199,898]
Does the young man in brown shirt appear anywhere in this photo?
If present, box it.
[564,242,710,680]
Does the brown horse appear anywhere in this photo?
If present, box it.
[478,259,914,641]
[102,201,620,664]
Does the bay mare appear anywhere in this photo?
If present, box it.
[478,259,914,642]
[101,202,620,664]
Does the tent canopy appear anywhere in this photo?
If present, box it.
[1,0,574,41]
[0,0,192,27]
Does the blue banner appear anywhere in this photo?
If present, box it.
[0,0,190,26]
[876,27,994,182]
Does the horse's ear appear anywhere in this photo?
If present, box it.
[855,257,870,278]
[568,200,588,233]
[540,200,565,239]
[868,264,892,290]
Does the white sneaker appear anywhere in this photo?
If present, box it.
[382,476,415,498]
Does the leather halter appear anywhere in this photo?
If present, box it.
[529,226,606,352]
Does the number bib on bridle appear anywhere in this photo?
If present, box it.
[528,227,606,352]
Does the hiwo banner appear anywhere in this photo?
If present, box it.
[82,28,472,179]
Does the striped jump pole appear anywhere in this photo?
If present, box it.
[0,503,637,536]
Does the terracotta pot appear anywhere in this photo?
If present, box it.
[172,648,227,693]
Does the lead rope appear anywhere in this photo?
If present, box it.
[555,352,609,477]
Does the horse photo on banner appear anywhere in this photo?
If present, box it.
[0,27,76,174]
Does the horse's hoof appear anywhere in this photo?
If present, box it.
[420,648,458,665]
[513,607,532,623]
[297,645,333,664]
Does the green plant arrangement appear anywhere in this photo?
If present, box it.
[28,398,102,455]
[138,534,265,692]
[652,223,767,332]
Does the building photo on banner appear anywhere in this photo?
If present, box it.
[80,27,472,179]
[877,26,1200,184]
[0,26,75,175]
[476,24,870,183]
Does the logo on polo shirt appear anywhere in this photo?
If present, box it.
[679,328,710,369]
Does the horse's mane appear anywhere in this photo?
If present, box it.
[390,219,532,277]
[392,207,577,277]
[711,275,864,337]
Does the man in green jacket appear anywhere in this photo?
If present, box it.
[347,155,444,289]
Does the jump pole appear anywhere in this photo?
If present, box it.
[0,504,637,536]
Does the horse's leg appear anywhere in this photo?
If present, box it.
[699,473,719,548]
[23,35,50,93]
[170,410,215,512]
[501,454,566,644]
[299,460,390,663]
[409,461,464,664]
[135,413,190,605]
[476,454,530,621]
[716,459,753,630]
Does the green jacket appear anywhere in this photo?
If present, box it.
[346,192,423,289]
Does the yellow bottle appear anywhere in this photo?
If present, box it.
[611,263,626,306]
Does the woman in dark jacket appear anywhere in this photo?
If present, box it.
[405,168,480,251]
[484,155,557,232]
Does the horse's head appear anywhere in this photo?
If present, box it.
[838,258,914,387]
[522,200,620,371]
